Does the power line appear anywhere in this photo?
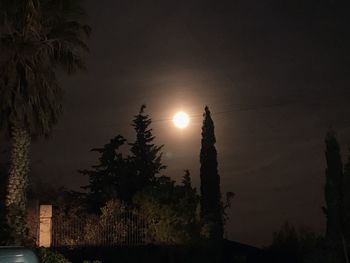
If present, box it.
[52,100,296,132]
[152,100,295,123]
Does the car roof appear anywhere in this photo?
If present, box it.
[0,247,39,263]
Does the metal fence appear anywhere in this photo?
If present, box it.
[52,212,147,247]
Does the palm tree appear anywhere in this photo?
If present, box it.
[0,0,90,244]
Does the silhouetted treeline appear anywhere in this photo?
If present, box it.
[76,105,232,244]
[79,105,171,210]
[78,105,202,244]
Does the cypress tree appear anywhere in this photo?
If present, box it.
[343,149,350,243]
[129,105,166,192]
[199,106,223,241]
[324,129,343,243]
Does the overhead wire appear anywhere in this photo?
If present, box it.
[151,100,296,123]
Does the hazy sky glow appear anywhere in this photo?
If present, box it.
[14,0,350,247]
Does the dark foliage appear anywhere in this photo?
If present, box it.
[80,135,130,211]
[0,0,90,245]
[54,245,226,263]
[0,161,10,245]
[129,105,166,189]
[199,106,223,241]
[81,105,166,209]
[0,0,90,137]
[180,170,199,223]
[268,222,345,263]
[343,151,350,246]
[134,170,200,244]
[37,247,71,263]
[323,129,344,244]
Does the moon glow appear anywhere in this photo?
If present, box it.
[173,111,190,129]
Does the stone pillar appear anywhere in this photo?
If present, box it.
[38,205,52,247]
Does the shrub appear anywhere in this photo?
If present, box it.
[134,176,200,244]
[37,248,71,263]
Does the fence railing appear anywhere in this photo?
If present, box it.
[52,212,147,247]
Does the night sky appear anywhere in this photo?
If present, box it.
[25,0,350,246]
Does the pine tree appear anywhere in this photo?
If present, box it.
[199,106,223,241]
[323,129,343,243]
[81,106,166,208]
[80,135,128,212]
[129,105,166,192]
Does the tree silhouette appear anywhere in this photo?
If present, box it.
[129,105,166,191]
[182,169,193,189]
[80,135,128,212]
[199,106,223,241]
[180,170,200,238]
[323,129,343,244]
[82,106,167,208]
[134,171,199,244]
[0,0,90,244]
[271,222,299,263]
[0,160,10,244]
[343,149,350,249]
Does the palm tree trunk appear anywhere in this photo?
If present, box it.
[5,126,31,245]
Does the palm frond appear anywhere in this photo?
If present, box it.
[0,0,89,136]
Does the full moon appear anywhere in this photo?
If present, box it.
[173,111,190,129]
